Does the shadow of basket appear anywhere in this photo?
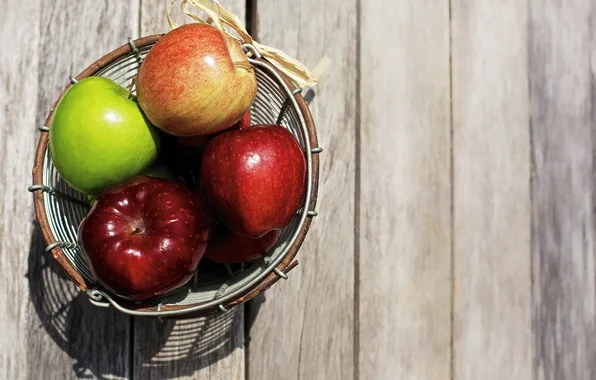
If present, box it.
[134,308,245,378]
[27,224,135,379]
[27,224,262,379]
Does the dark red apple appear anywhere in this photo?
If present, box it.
[205,224,280,264]
[201,124,306,238]
[78,176,210,300]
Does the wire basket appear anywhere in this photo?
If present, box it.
[30,35,320,317]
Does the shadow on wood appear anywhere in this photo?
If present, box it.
[133,293,265,378]
[245,293,266,333]
[303,89,316,105]
[27,224,133,379]
[134,308,245,378]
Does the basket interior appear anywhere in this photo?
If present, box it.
[41,43,311,309]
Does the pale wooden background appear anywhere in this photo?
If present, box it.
[1,0,594,379]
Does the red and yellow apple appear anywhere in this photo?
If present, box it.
[136,24,256,136]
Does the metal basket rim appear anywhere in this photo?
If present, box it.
[31,34,320,317]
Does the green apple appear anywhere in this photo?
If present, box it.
[49,76,161,195]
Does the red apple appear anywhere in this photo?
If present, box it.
[136,24,256,136]
[201,124,306,238]
[78,176,210,300]
[205,224,280,264]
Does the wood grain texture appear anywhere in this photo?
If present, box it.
[247,0,356,379]
[141,0,246,35]
[0,1,41,378]
[358,1,451,379]
[451,1,532,380]
[530,1,596,379]
[136,2,246,380]
[23,1,138,379]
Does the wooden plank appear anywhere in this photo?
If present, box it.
[247,1,356,380]
[358,1,451,379]
[451,1,532,380]
[141,0,246,35]
[530,1,596,379]
[4,0,138,379]
[0,1,41,378]
[135,2,247,380]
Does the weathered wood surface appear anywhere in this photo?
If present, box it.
[247,0,357,379]
[451,1,532,380]
[135,2,247,380]
[141,0,245,36]
[358,1,452,379]
[3,0,596,379]
[0,1,41,378]
[530,1,596,379]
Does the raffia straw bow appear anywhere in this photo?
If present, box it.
[167,0,330,89]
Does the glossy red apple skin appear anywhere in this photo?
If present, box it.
[78,176,210,301]
[136,24,256,136]
[201,124,306,238]
[205,224,280,264]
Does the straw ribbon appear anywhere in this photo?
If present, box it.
[167,0,330,88]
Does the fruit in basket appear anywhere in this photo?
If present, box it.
[49,77,161,195]
[78,176,210,300]
[201,124,306,238]
[205,224,280,264]
[136,23,256,137]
